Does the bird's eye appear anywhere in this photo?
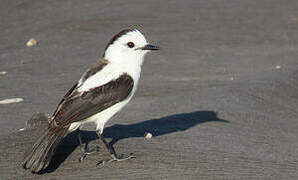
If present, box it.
[127,42,135,48]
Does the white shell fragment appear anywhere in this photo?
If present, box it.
[26,38,37,47]
[0,98,24,104]
[0,71,7,75]
[144,132,152,139]
[18,128,26,131]
[275,65,281,69]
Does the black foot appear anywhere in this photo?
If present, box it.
[96,153,135,167]
[79,145,100,162]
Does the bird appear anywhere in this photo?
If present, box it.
[22,29,160,173]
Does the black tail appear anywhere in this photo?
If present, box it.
[23,127,69,173]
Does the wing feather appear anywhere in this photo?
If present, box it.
[50,73,134,129]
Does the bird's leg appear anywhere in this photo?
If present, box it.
[77,128,99,162]
[96,130,134,165]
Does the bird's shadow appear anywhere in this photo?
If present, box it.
[40,110,228,174]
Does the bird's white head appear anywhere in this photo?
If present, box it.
[103,29,159,66]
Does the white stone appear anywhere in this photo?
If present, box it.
[0,98,24,104]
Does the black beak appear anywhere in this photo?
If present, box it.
[141,44,160,51]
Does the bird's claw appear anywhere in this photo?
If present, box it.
[96,153,135,167]
[111,153,135,161]
[78,146,100,162]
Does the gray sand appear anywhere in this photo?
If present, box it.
[0,0,298,179]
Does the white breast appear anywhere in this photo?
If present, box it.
[78,61,141,92]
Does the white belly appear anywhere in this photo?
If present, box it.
[68,96,132,133]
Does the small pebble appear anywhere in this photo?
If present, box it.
[18,128,25,131]
[26,38,37,47]
[275,65,281,69]
[0,98,24,104]
[144,132,152,139]
[0,71,7,75]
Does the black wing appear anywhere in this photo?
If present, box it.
[51,73,134,129]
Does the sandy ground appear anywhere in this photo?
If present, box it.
[1,0,298,179]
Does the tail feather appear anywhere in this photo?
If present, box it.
[23,127,69,173]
